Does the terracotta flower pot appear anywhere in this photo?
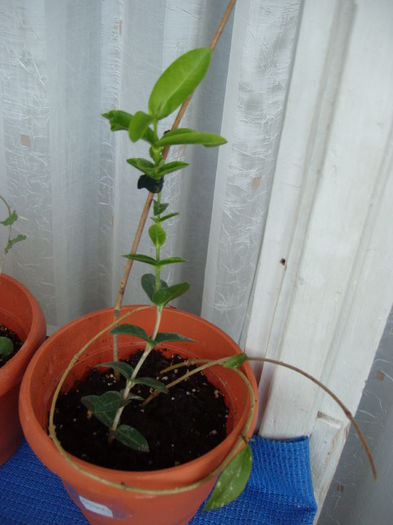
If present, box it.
[0,273,46,465]
[19,306,258,525]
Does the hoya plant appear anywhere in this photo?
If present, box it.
[81,49,226,449]
[0,195,26,357]
[66,47,255,509]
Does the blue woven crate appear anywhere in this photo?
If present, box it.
[0,437,317,525]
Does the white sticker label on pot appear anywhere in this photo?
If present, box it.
[79,496,114,518]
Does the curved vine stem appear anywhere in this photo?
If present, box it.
[248,356,377,480]
[155,354,378,480]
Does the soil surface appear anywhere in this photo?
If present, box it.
[0,324,23,368]
[54,349,229,471]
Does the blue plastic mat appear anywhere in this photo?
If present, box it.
[0,437,317,524]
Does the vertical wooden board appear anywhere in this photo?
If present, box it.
[248,2,393,446]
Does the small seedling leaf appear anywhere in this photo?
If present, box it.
[153,201,169,216]
[129,111,153,142]
[151,212,179,224]
[149,223,166,248]
[96,361,134,380]
[0,336,13,356]
[141,273,167,301]
[204,444,252,511]
[103,110,155,143]
[113,424,149,452]
[223,354,248,369]
[5,234,26,253]
[127,158,155,176]
[141,273,155,301]
[157,257,186,267]
[111,324,152,343]
[133,377,168,393]
[157,161,189,177]
[148,48,211,120]
[81,391,125,428]
[156,131,227,148]
[0,210,17,226]
[103,110,132,131]
[154,332,194,344]
[152,282,190,306]
[123,253,158,266]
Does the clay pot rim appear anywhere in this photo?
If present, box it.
[20,305,258,490]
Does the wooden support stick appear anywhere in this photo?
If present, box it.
[113,0,237,325]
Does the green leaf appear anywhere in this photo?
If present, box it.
[81,391,126,428]
[103,110,132,131]
[157,257,186,267]
[113,424,149,452]
[103,110,155,143]
[123,253,158,266]
[133,377,168,393]
[5,234,26,253]
[0,210,17,226]
[0,336,13,356]
[124,254,185,267]
[157,161,189,177]
[96,361,134,380]
[154,332,194,344]
[204,445,252,511]
[141,273,168,301]
[149,223,166,248]
[111,324,152,344]
[151,212,179,224]
[152,282,190,306]
[127,158,155,176]
[223,354,248,369]
[129,111,153,142]
[156,130,227,148]
[148,48,211,119]
[153,201,169,216]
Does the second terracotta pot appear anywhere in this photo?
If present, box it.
[19,306,257,525]
[0,273,46,465]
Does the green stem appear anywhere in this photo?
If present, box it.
[110,305,163,434]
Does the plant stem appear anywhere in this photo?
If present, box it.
[147,352,378,481]
[247,356,378,480]
[110,305,163,434]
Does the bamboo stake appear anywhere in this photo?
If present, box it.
[113,0,236,319]
[112,0,237,361]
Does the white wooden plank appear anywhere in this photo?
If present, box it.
[245,0,356,422]
[244,0,393,507]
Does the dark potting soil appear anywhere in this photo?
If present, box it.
[0,324,23,368]
[54,349,229,471]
